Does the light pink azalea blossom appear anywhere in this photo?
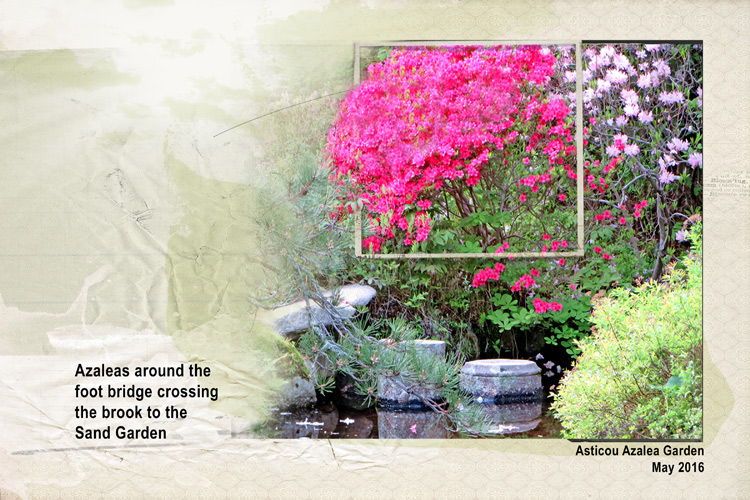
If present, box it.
[688,152,703,168]
[668,137,690,153]
[658,90,685,105]
[605,69,628,85]
[637,73,653,89]
[620,88,638,106]
[623,103,639,116]
[653,59,671,77]
[637,109,654,124]
[624,143,640,156]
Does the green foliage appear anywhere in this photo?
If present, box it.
[540,296,593,357]
[551,224,702,439]
[296,318,493,436]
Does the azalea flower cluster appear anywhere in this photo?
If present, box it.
[578,43,702,271]
[470,44,701,317]
[327,45,576,253]
[580,44,702,190]
[532,298,563,314]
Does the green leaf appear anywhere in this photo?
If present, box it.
[490,293,515,308]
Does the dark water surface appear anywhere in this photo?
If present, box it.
[253,397,563,439]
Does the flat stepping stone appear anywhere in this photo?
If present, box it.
[258,284,377,339]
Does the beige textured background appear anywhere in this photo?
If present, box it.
[1,0,748,499]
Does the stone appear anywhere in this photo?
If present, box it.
[460,359,542,402]
[336,284,377,307]
[381,338,446,358]
[275,376,317,410]
[266,302,357,339]
[378,339,447,408]
[460,359,543,435]
[258,284,376,339]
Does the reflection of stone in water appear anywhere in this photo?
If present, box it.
[480,401,542,424]
[377,409,449,439]
[275,405,338,439]
[334,413,375,439]
[487,417,541,435]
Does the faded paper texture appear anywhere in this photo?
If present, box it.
[0,1,748,499]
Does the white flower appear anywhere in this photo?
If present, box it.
[653,59,671,77]
[605,69,628,85]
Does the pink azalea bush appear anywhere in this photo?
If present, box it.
[329,43,701,363]
[327,45,577,258]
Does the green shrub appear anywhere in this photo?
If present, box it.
[551,223,702,439]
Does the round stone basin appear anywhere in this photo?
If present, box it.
[460,359,542,404]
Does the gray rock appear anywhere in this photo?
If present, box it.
[269,302,357,339]
[336,284,376,306]
[259,284,376,339]
[275,376,317,410]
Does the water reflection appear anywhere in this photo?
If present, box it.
[481,401,542,435]
[377,408,449,439]
[238,397,558,438]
